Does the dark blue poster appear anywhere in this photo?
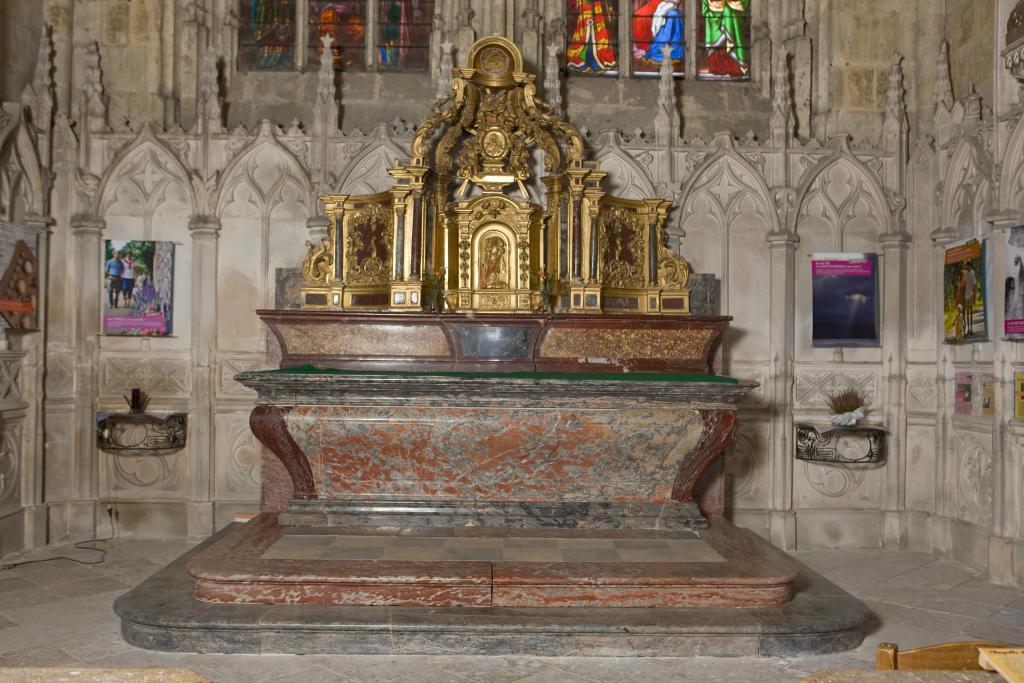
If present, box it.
[811,253,880,347]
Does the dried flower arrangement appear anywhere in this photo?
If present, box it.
[827,388,867,427]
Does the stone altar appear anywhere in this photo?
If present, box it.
[113,36,870,656]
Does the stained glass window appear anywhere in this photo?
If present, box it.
[309,1,367,70]
[377,0,434,71]
[631,0,684,76]
[566,0,619,76]
[697,0,751,81]
[239,0,297,70]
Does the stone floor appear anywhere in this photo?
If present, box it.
[0,538,1022,682]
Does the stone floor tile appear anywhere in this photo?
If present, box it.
[0,614,17,629]
[0,645,76,667]
[883,559,980,591]
[54,576,131,599]
[441,656,619,683]
[317,655,480,683]
[0,587,68,610]
[986,604,1024,630]
[263,664,359,682]
[179,653,317,683]
[942,579,1024,608]
[0,575,36,594]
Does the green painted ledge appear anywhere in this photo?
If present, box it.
[251,364,740,384]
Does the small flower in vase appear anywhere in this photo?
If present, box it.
[827,388,866,428]
[423,269,446,313]
[530,269,563,314]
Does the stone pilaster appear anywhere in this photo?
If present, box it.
[187,215,221,538]
[20,214,54,550]
[766,228,798,550]
[50,213,106,544]
[879,230,910,549]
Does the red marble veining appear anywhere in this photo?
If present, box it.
[286,405,704,503]
[189,514,799,608]
[261,449,290,513]
[491,584,792,608]
[195,580,492,607]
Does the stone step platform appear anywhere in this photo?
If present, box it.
[186,514,797,609]
[114,521,871,657]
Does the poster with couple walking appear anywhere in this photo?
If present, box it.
[943,238,987,344]
[102,239,175,336]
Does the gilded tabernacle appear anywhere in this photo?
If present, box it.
[300,36,691,315]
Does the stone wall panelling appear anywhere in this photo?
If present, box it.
[100,356,191,397]
[794,459,884,510]
[953,431,994,529]
[100,448,189,498]
[213,412,262,502]
[0,422,21,517]
[906,367,938,413]
[793,367,881,412]
[217,355,270,400]
[724,420,772,511]
[905,422,937,512]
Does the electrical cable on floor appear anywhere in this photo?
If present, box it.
[0,507,116,571]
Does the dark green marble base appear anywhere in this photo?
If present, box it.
[115,524,870,657]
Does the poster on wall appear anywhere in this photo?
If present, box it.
[1015,371,1024,420]
[102,240,175,336]
[1005,226,1024,339]
[943,238,988,344]
[0,220,38,330]
[953,371,996,417]
[981,373,995,417]
[810,253,880,347]
[954,371,973,416]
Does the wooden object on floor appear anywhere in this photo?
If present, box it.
[801,672,995,682]
[876,642,1008,671]
[978,647,1024,682]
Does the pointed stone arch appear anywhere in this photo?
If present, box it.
[679,148,779,234]
[940,134,992,234]
[592,132,657,201]
[0,112,47,221]
[95,123,196,218]
[335,126,409,196]
[214,121,315,218]
[1000,118,1024,215]
[677,146,776,357]
[795,150,892,246]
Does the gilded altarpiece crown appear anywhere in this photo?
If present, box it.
[300,36,691,315]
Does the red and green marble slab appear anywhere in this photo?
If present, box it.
[283,405,704,503]
[188,514,799,609]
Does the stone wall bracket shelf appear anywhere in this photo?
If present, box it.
[96,412,188,455]
[794,423,887,465]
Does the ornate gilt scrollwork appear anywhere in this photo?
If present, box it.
[345,203,392,285]
[300,36,695,315]
[600,207,646,289]
[658,249,691,290]
[302,219,335,285]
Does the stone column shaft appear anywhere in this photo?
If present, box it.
[766,230,797,549]
[187,215,220,537]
